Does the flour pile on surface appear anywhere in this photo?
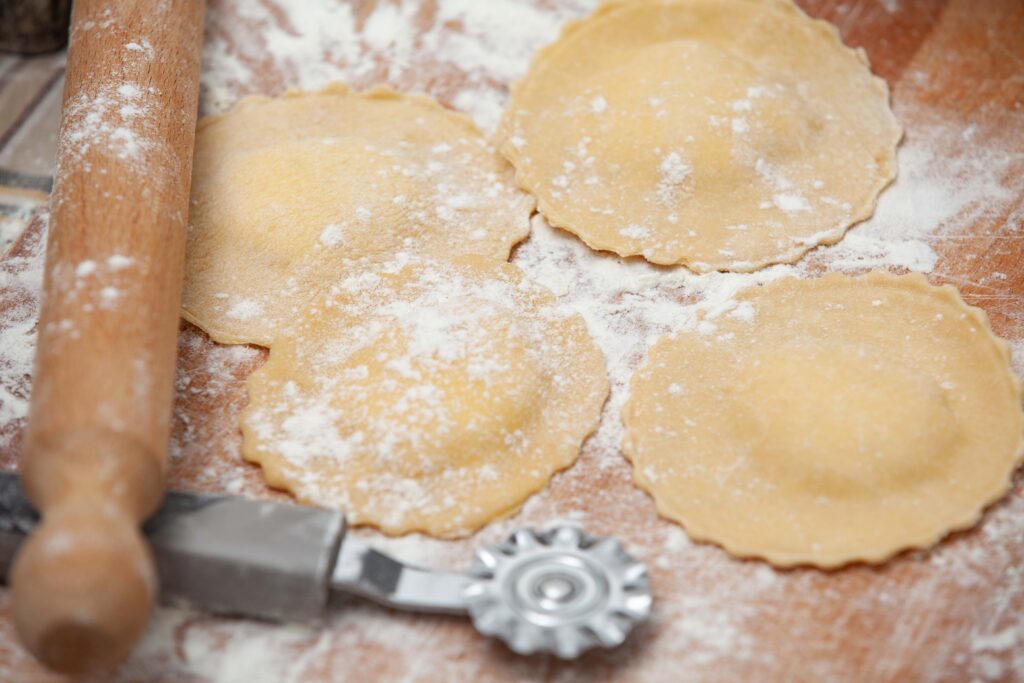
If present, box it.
[199,0,601,131]
[0,218,45,447]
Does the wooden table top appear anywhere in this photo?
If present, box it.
[1,0,1022,681]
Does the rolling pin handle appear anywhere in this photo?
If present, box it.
[12,428,163,672]
[10,502,155,674]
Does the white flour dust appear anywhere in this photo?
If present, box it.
[58,74,158,175]
[200,0,599,131]
[241,257,604,535]
[0,216,45,442]
[0,1,1022,681]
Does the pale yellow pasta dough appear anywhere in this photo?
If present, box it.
[622,272,1024,567]
[241,256,609,537]
[498,0,901,272]
[184,84,533,346]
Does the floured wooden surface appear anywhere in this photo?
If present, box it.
[1,0,1023,681]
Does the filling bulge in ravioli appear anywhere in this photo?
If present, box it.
[622,272,1023,567]
[242,257,609,537]
[499,0,901,271]
[184,84,534,346]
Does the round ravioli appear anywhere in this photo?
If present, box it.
[622,272,1024,567]
[498,0,901,272]
[184,84,534,346]
[241,256,609,537]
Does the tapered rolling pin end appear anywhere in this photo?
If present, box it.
[10,504,155,674]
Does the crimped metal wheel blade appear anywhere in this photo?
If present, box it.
[462,525,652,658]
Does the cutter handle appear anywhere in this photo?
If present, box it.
[10,0,205,673]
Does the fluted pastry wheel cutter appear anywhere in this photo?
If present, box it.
[0,472,653,660]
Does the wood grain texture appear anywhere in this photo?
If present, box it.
[0,0,1022,681]
[8,0,205,674]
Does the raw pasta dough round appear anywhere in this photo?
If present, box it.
[241,256,609,537]
[184,84,534,346]
[622,272,1024,567]
[498,0,901,272]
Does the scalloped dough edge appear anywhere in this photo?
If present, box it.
[183,83,536,346]
[239,258,610,538]
[496,0,903,273]
[622,270,1024,568]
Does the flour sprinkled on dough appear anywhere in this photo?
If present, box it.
[622,272,1024,568]
[241,256,608,536]
[182,85,534,346]
[1,1,1021,678]
[499,0,902,271]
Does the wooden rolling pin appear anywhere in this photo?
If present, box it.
[9,0,206,673]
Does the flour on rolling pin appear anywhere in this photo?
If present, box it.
[1,0,1024,680]
[55,16,171,185]
[41,15,169,344]
[62,81,157,165]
